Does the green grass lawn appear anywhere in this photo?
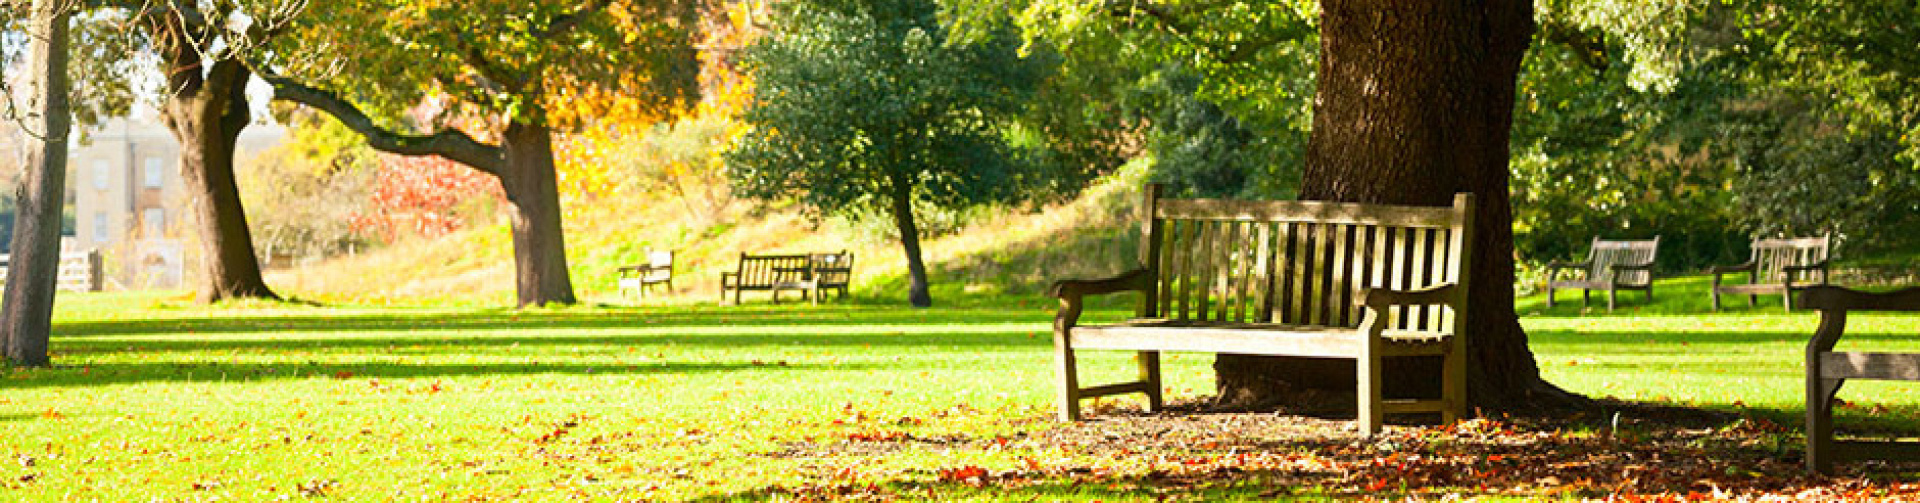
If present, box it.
[3,280,1919,500]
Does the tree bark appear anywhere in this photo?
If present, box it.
[500,121,577,307]
[2,0,71,367]
[888,177,932,308]
[1215,0,1579,412]
[150,12,278,303]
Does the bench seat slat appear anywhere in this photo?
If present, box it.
[1821,352,1920,381]
[1071,321,1450,358]
[1714,284,1792,295]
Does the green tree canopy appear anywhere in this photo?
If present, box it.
[724,0,1053,307]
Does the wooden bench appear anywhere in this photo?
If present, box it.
[805,251,854,302]
[617,250,675,297]
[1711,236,1830,311]
[718,253,814,305]
[1544,237,1659,311]
[1803,286,1920,474]
[1048,185,1474,434]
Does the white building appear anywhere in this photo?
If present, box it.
[68,116,283,289]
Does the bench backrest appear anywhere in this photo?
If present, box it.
[734,253,812,286]
[1751,236,1829,283]
[811,251,853,286]
[637,250,674,281]
[1583,237,1659,287]
[1139,185,1473,332]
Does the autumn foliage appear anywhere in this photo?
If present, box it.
[353,154,504,242]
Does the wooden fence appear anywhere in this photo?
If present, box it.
[0,249,104,292]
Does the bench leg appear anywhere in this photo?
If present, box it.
[1581,289,1590,308]
[1442,348,1466,425]
[1606,288,1617,312]
[1357,351,1384,436]
[1054,336,1082,421]
[1783,290,1794,312]
[1808,375,1845,474]
[1546,285,1555,308]
[1137,351,1163,412]
[1711,288,1721,311]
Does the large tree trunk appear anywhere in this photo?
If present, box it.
[889,176,933,307]
[1,0,71,367]
[151,13,278,303]
[1215,0,1578,412]
[499,121,577,307]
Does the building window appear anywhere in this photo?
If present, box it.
[92,160,110,190]
[143,208,165,237]
[92,212,108,242]
[143,157,164,188]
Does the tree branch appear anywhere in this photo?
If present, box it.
[261,75,507,176]
[1104,0,1289,64]
[1537,19,1611,73]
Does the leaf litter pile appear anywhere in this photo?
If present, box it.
[749,405,1920,501]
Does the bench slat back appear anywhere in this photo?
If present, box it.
[811,251,854,286]
[1141,190,1471,332]
[1752,236,1829,283]
[736,254,812,285]
[1584,238,1659,286]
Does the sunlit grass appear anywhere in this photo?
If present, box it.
[2,282,1917,499]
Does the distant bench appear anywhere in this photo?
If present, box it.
[1711,236,1830,311]
[1545,237,1659,311]
[1048,185,1475,434]
[719,251,854,305]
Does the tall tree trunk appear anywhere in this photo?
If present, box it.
[889,178,932,308]
[1,0,71,367]
[500,121,577,307]
[150,13,278,303]
[1215,0,1578,411]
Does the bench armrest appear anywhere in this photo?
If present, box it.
[1356,284,1459,310]
[720,271,738,288]
[1544,260,1588,281]
[1801,285,1920,312]
[1783,260,1832,286]
[1048,268,1152,300]
[1049,268,1151,330]
[619,264,671,275]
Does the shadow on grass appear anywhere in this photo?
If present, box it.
[49,329,1055,358]
[52,305,1063,339]
[0,360,873,390]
